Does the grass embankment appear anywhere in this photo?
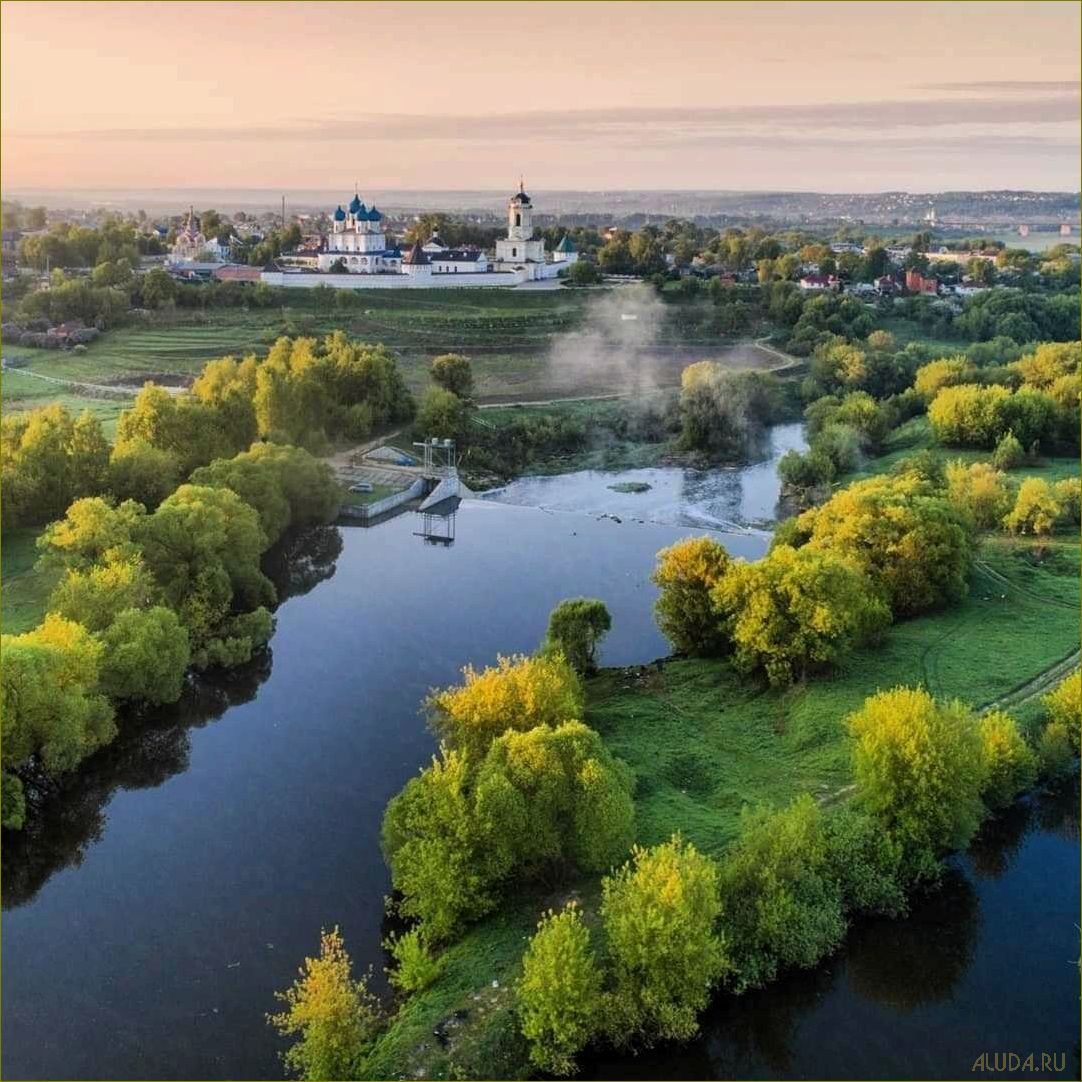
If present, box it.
[366,533,1079,1080]
[1,527,56,634]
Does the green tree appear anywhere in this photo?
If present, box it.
[978,710,1037,809]
[848,687,987,878]
[517,903,603,1076]
[48,552,158,632]
[98,606,191,704]
[1042,668,1080,754]
[542,597,612,673]
[140,267,178,308]
[717,796,848,991]
[991,431,1025,470]
[416,385,468,441]
[106,438,182,508]
[945,460,1011,529]
[601,835,725,1046]
[651,536,732,656]
[269,927,382,1081]
[1,615,116,828]
[713,545,890,686]
[430,354,474,399]
[567,259,601,285]
[426,652,582,761]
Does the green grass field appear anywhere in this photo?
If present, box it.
[365,529,1080,1081]
[1,527,57,635]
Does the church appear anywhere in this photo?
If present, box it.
[270,182,578,289]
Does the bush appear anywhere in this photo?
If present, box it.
[777,448,835,491]
[1053,478,1081,524]
[991,431,1025,470]
[426,652,583,760]
[848,687,986,878]
[517,903,602,1076]
[1037,721,1075,780]
[383,927,442,996]
[978,710,1038,809]
[823,806,907,918]
[98,605,191,704]
[651,536,732,656]
[601,836,725,1046]
[542,598,612,673]
[717,797,846,992]
[1042,669,1080,753]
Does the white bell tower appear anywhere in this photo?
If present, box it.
[495,178,546,268]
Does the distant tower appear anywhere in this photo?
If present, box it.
[507,178,533,240]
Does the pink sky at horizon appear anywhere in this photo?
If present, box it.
[2,0,1079,193]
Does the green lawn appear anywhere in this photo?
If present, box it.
[1,527,56,634]
[365,532,1080,1080]
[340,483,398,507]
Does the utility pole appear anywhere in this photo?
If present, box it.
[281,195,286,231]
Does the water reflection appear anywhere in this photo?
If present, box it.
[585,779,1080,1081]
[2,525,340,911]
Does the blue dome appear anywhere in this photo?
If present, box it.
[367,205,382,221]
[333,205,346,221]
[348,194,362,213]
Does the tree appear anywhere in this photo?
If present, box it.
[382,746,508,940]
[717,796,847,992]
[106,438,182,508]
[945,460,1011,529]
[517,903,603,1076]
[426,652,582,760]
[651,536,732,656]
[1042,668,1080,754]
[777,448,835,492]
[542,597,612,673]
[269,927,382,1081]
[991,431,1025,470]
[793,472,973,617]
[139,267,177,308]
[567,259,601,286]
[382,928,442,996]
[473,720,635,879]
[848,687,987,878]
[978,710,1037,809]
[601,835,725,1046]
[430,354,474,399]
[416,386,468,441]
[713,545,890,686]
[914,356,974,401]
[48,552,158,632]
[1,615,116,828]
[98,606,191,704]
[1003,477,1060,537]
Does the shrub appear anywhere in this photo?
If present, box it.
[1037,721,1075,781]
[823,806,907,918]
[1042,669,1080,753]
[542,597,612,673]
[978,710,1038,809]
[651,536,732,656]
[426,652,583,760]
[517,903,602,1076]
[717,797,846,992]
[601,835,726,1046]
[383,927,442,996]
[848,687,986,878]
[98,605,191,704]
[1053,478,1081,524]
[991,431,1025,470]
[777,448,835,491]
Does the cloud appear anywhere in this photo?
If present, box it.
[915,80,1081,95]
[10,92,1080,149]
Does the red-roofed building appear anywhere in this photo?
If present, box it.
[905,269,939,296]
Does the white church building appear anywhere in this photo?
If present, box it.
[263,183,578,290]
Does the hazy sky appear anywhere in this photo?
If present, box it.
[3,0,1079,192]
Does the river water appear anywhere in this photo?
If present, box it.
[2,429,1078,1081]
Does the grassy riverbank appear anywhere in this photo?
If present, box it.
[364,532,1079,1081]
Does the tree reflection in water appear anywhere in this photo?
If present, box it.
[1,525,342,911]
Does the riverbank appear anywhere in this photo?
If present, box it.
[363,532,1080,1081]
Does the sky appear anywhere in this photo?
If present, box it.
[2,0,1080,193]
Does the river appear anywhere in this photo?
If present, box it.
[2,427,1078,1081]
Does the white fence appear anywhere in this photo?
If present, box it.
[344,477,426,522]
